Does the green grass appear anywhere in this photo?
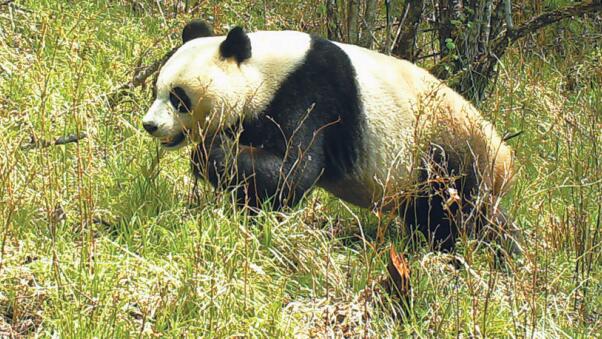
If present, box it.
[1,1,600,337]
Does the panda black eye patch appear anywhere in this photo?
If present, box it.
[169,86,191,113]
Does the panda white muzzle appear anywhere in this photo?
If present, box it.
[142,100,190,149]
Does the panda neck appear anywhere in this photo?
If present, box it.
[239,31,311,117]
[239,62,297,118]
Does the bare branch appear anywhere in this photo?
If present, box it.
[505,1,601,45]
[106,47,177,105]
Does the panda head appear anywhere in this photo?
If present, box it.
[141,21,255,149]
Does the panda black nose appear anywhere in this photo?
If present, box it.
[142,122,158,134]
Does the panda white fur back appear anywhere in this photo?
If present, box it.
[142,21,515,252]
[334,42,513,206]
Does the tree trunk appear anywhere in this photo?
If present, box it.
[392,0,424,61]
[347,0,359,43]
[326,0,339,41]
[431,0,602,102]
[359,0,377,48]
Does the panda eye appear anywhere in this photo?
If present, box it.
[169,86,191,113]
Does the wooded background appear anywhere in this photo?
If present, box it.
[322,0,601,102]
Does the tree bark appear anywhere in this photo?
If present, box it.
[326,0,342,41]
[392,0,424,61]
[347,0,359,43]
[359,0,377,48]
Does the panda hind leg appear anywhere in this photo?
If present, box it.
[400,144,521,259]
[398,145,465,252]
[400,193,459,253]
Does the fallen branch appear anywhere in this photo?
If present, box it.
[92,217,114,228]
[21,132,87,150]
[502,130,523,141]
[106,47,178,106]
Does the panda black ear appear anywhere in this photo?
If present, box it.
[182,20,213,43]
[219,26,251,64]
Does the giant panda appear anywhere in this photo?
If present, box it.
[142,20,516,252]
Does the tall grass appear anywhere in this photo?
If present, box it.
[0,0,600,337]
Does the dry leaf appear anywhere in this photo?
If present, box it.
[382,246,412,321]
[387,246,411,300]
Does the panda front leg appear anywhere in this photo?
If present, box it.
[191,134,322,210]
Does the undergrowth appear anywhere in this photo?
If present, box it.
[0,1,600,337]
